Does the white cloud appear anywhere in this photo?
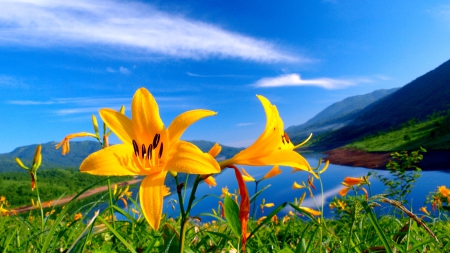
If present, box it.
[106,67,116,73]
[119,66,130,74]
[0,75,27,88]
[0,0,301,62]
[253,73,385,89]
[186,72,248,78]
[236,123,255,127]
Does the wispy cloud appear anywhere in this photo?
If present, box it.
[7,97,131,106]
[106,66,131,74]
[186,72,249,78]
[0,0,301,62]
[0,75,27,88]
[6,95,192,115]
[253,73,386,89]
[236,123,255,127]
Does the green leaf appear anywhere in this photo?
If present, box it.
[361,201,393,253]
[250,184,271,204]
[224,195,241,238]
[97,216,137,253]
[161,224,180,253]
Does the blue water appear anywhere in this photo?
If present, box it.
[119,153,450,221]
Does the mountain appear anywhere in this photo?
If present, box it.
[286,88,399,144]
[0,140,243,173]
[309,59,450,148]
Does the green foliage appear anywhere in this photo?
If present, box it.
[0,168,132,207]
[376,148,426,205]
[347,111,450,151]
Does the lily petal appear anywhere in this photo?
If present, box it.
[140,172,166,230]
[132,88,165,144]
[167,109,217,144]
[234,149,310,170]
[166,141,220,174]
[100,109,135,145]
[80,144,146,176]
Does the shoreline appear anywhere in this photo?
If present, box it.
[12,178,142,214]
[323,148,450,171]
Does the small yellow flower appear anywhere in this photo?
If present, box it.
[208,143,222,158]
[438,186,450,197]
[419,206,430,215]
[299,207,321,217]
[339,187,350,197]
[292,181,305,189]
[263,165,282,179]
[241,168,255,182]
[220,187,233,198]
[342,177,365,186]
[56,132,98,155]
[74,212,83,221]
[257,216,267,225]
[203,175,217,188]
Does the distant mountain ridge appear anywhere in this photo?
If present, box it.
[287,58,450,149]
[286,88,399,144]
[317,58,450,146]
[0,140,242,173]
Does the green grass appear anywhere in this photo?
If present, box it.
[0,168,132,208]
[347,115,450,152]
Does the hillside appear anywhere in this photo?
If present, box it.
[347,111,450,151]
[286,88,399,145]
[0,140,243,172]
[307,59,450,148]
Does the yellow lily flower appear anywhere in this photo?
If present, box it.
[339,187,350,197]
[438,185,450,197]
[263,165,282,179]
[299,206,321,217]
[241,168,255,182]
[419,206,430,215]
[203,175,217,187]
[342,177,365,186]
[56,132,98,155]
[292,181,305,189]
[219,95,313,176]
[80,88,220,230]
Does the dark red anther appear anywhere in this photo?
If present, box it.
[132,140,139,156]
[158,143,164,158]
[141,144,146,159]
[153,133,160,149]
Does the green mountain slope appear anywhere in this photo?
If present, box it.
[347,112,450,151]
[286,88,399,145]
[309,59,450,148]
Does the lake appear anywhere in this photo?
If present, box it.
[121,153,450,221]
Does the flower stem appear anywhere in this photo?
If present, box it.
[251,181,260,219]
[33,173,44,243]
[179,175,202,253]
[107,178,116,229]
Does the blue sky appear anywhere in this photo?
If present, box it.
[1,0,450,153]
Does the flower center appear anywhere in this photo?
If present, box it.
[131,133,164,170]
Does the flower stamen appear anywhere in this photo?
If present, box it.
[159,143,164,158]
[147,144,153,160]
[153,133,160,149]
[141,144,146,159]
[132,140,139,156]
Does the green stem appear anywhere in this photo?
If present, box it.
[33,173,45,243]
[107,178,116,229]
[251,181,260,219]
[179,175,202,253]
